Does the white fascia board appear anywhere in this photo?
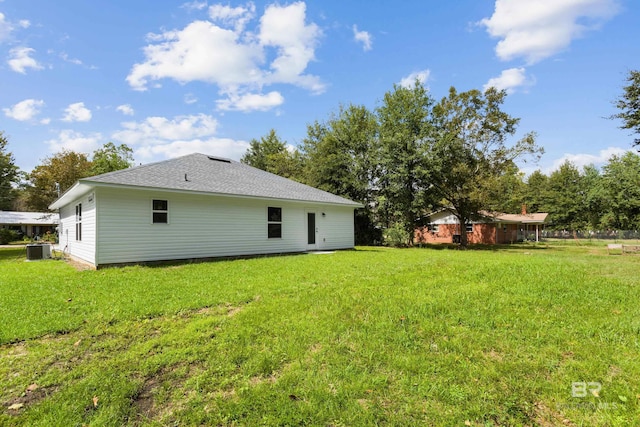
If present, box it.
[48,182,95,210]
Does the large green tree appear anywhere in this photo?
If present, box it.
[301,104,379,244]
[90,142,134,176]
[26,150,92,211]
[428,87,541,246]
[581,164,606,230]
[523,170,550,213]
[0,132,20,210]
[600,152,640,229]
[484,161,526,214]
[545,161,586,230]
[612,69,640,149]
[376,81,434,244]
[241,129,303,180]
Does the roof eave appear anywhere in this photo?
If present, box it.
[49,181,95,210]
[51,180,363,208]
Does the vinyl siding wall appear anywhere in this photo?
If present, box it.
[93,187,355,266]
[314,208,356,250]
[58,192,96,265]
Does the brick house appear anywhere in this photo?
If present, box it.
[416,208,548,245]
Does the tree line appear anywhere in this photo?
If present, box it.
[524,154,640,232]
[1,70,638,245]
[0,138,133,212]
[241,71,640,244]
[242,82,542,246]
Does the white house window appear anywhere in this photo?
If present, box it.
[268,207,282,239]
[430,224,439,233]
[466,223,473,233]
[75,203,82,241]
[152,199,168,224]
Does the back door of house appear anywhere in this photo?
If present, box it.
[307,212,317,249]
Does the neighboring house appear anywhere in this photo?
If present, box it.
[416,207,548,245]
[0,211,59,238]
[49,153,362,268]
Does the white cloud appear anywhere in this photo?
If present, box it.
[7,47,43,73]
[127,1,323,111]
[62,102,92,122]
[353,25,372,51]
[399,69,431,88]
[60,52,83,65]
[113,114,220,145]
[40,117,51,125]
[46,130,102,154]
[184,93,198,104]
[0,13,11,42]
[181,1,208,11]
[216,91,284,112]
[550,146,629,171]
[112,113,248,163]
[3,99,45,121]
[0,13,29,42]
[483,67,535,93]
[259,2,323,91]
[116,104,135,116]
[127,20,264,90]
[209,2,255,33]
[134,138,249,163]
[480,0,619,64]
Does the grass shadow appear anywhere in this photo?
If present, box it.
[414,242,550,252]
[0,247,27,262]
[110,250,311,269]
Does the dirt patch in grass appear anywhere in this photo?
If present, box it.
[532,401,577,427]
[4,385,58,416]
[131,363,204,424]
[194,300,251,318]
[132,376,160,422]
[64,256,95,271]
[2,341,28,358]
[483,349,503,362]
[225,305,243,317]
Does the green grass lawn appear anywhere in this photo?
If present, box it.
[1,244,639,426]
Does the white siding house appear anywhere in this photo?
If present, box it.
[50,154,362,268]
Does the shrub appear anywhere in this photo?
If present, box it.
[41,232,58,243]
[383,222,410,247]
[0,228,18,245]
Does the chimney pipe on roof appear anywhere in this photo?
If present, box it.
[521,204,527,215]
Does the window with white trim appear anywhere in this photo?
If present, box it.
[75,203,82,241]
[267,207,282,238]
[465,223,473,233]
[152,199,168,224]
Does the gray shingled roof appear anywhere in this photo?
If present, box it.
[79,153,361,206]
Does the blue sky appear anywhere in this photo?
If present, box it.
[1,0,638,175]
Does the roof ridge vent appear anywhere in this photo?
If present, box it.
[207,155,231,163]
